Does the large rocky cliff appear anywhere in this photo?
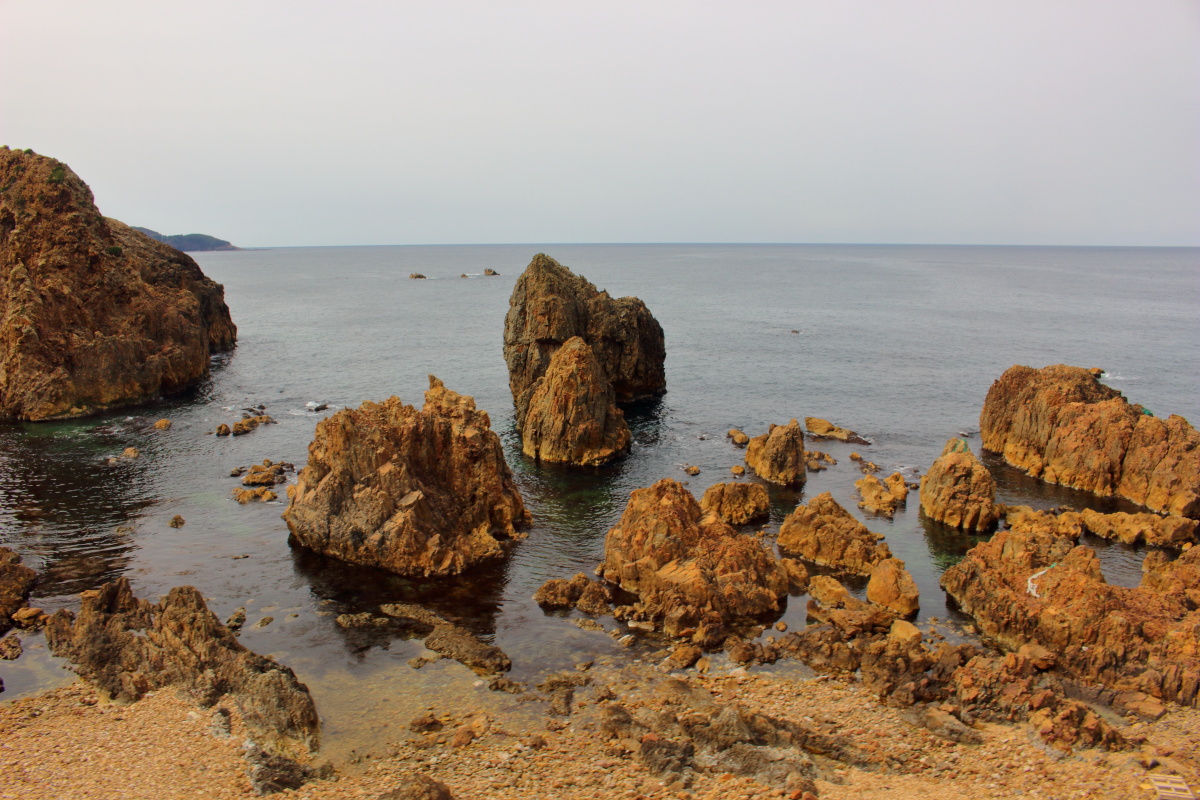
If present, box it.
[0,148,236,420]
[980,364,1199,518]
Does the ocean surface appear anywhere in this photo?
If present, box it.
[1,243,1197,759]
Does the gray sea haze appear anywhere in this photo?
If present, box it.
[1,244,1197,758]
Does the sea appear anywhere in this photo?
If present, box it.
[1,243,1197,760]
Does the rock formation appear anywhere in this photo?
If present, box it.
[980,364,1200,518]
[940,528,1200,708]
[533,573,613,616]
[865,558,919,616]
[777,492,891,575]
[519,336,631,466]
[744,419,807,486]
[1079,509,1197,547]
[919,438,999,532]
[599,479,787,640]
[0,546,36,635]
[0,148,236,420]
[45,577,319,757]
[503,253,665,429]
[856,472,909,518]
[805,417,869,444]
[699,482,770,525]
[283,376,530,576]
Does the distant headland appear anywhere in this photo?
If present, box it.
[132,227,239,252]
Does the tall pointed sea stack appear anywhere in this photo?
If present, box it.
[503,253,665,434]
[0,148,236,420]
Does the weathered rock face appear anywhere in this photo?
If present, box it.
[699,482,770,525]
[1079,508,1197,547]
[804,417,869,444]
[283,376,530,576]
[44,577,319,757]
[599,479,787,637]
[503,254,665,429]
[0,546,36,635]
[919,438,999,532]
[856,472,909,518]
[777,492,891,575]
[0,148,236,420]
[866,558,920,616]
[520,336,631,466]
[980,364,1200,518]
[744,420,806,486]
[940,528,1200,708]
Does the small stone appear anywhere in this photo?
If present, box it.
[168,515,185,528]
[153,419,172,430]
[122,447,139,459]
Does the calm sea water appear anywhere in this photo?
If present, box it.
[1,244,1197,756]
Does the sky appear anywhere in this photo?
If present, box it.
[1,1,1197,247]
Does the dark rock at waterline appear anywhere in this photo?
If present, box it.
[44,577,319,758]
[0,546,36,636]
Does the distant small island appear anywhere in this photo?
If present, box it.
[133,227,239,252]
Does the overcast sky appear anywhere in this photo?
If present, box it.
[2,1,1197,247]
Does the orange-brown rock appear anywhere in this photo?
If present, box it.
[1002,505,1083,538]
[804,417,869,444]
[980,364,1200,518]
[856,472,909,518]
[283,376,530,576]
[599,479,787,638]
[234,487,278,504]
[865,558,919,616]
[941,528,1200,708]
[777,492,891,575]
[503,254,665,429]
[919,438,999,532]
[1079,508,1198,547]
[727,428,749,446]
[45,577,319,757]
[532,573,613,616]
[744,419,806,486]
[0,546,36,635]
[0,148,236,420]
[520,336,631,466]
[699,482,770,525]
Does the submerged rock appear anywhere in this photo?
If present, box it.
[777,492,891,576]
[44,577,319,757]
[0,148,236,420]
[744,420,807,486]
[0,547,36,636]
[980,364,1200,518]
[503,253,665,429]
[283,377,530,576]
[699,482,770,525]
[520,336,630,466]
[804,417,869,444]
[919,438,999,532]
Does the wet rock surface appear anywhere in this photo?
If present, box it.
[283,376,530,576]
[918,438,999,532]
[744,419,807,486]
[777,492,891,575]
[519,336,631,466]
[980,363,1200,518]
[0,545,36,635]
[0,148,236,420]
[503,253,665,430]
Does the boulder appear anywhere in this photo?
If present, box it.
[532,573,613,615]
[503,253,665,429]
[283,376,530,576]
[699,482,770,525]
[865,558,920,616]
[744,419,807,486]
[0,148,236,420]
[777,492,891,575]
[856,472,909,518]
[0,547,36,635]
[804,417,869,444]
[727,428,750,446]
[520,337,630,465]
[980,364,1200,518]
[919,438,999,532]
[599,479,787,638]
[1002,505,1082,538]
[1079,509,1198,547]
[45,577,319,757]
[941,528,1200,708]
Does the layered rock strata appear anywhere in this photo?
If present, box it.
[777,492,891,575]
[980,364,1200,518]
[519,336,631,466]
[856,472,909,518]
[940,528,1200,708]
[744,419,807,486]
[598,479,787,640]
[699,482,770,525]
[283,376,530,576]
[45,577,319,757]
[503,253,665,429]
[0,148,236,420]
[0,546,36,635]
[919,438,999,532]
